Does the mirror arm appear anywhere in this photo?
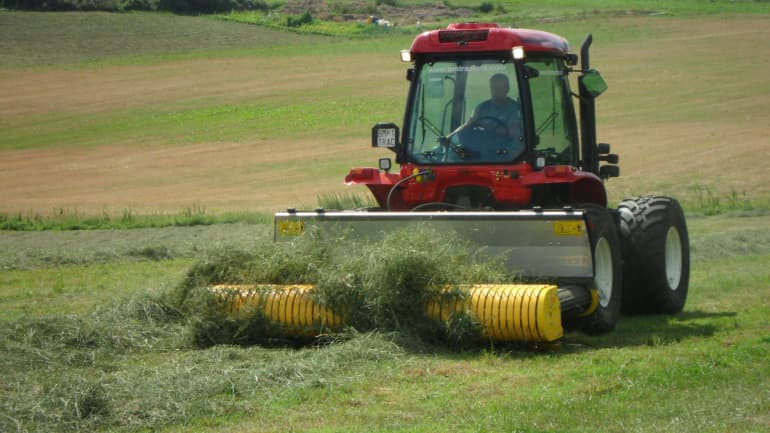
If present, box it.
[570,91,593,104]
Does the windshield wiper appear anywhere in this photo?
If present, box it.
[536,112,558,135]
[419,115,443,136]
[437,136,475,160]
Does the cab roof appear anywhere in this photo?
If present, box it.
[410,23,570,56]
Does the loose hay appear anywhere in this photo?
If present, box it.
[173,226,510,347]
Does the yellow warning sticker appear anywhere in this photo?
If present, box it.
[277,220,305,237]
[553,220,584,236]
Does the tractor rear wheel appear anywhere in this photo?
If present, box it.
[618,196,690,314]
[581,204,623,334]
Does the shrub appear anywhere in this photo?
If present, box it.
[123,0,156,11]
[2,0,270,13]
[286,10,313,27]
[478,2,494,13]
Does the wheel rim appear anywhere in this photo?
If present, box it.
[594,237,613,308]
[665,226,683,291]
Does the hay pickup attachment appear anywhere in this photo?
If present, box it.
[214,23,690,343]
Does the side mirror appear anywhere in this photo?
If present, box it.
[581,69,608,98]
[372,123,399,150]
[523,65,539,79]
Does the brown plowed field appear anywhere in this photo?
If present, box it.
[0,139,377,214]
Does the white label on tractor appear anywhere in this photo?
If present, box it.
[432,64,506,74]
[377,128,397,148]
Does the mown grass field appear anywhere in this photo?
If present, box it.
[1,2,770,432]
[1,216,769,432]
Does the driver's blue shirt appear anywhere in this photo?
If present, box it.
[472,97,521,131]
[456,96,523,161]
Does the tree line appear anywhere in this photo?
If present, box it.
[1,0,271,13]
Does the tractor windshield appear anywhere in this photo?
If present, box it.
[406,59,524,164]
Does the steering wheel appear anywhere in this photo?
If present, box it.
[468,116,510,137]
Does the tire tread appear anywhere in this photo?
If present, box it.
[618,196,690,314]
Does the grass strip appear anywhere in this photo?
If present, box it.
[0,95,404,150]
[3,188,767,232]
[0,207,270,231]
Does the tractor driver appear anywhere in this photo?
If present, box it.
[446,73,522,140]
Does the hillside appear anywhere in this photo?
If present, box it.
[1,10,768,216]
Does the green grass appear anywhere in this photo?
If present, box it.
[1,214,769,432]
[0,221,269,270]
[607,187,770,218]
[0,11,331,67]
[2,188,764,235]
[688,215,770,264]
[680,186,770,217]
[0,94,405,150]
[609,184,770,220]
[0,207,271,230]
[0,259,194,319]
[316,190,378,210]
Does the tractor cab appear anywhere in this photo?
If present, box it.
[371,23,595,172]
[403,50,579,168]
[364,23,615,211]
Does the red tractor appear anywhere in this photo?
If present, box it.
[257,23,690,340]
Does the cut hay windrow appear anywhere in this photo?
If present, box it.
[171,226,517,347]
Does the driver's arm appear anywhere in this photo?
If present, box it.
[445,105,482,140]
[503,103,522,137]
[504,118,519,137]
